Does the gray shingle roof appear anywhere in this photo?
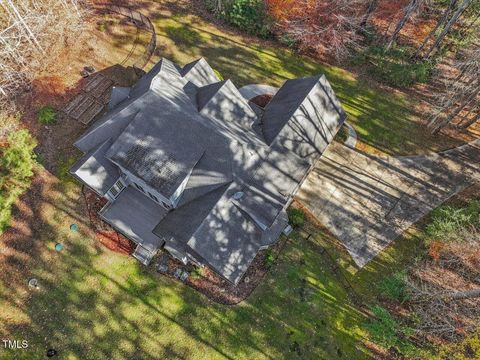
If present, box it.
[153,183,232,246]
[196,80,227,110]
[187,184,264,284]
[100,186,167,252]
[70,139,119,195]
[72,57,346,285]
[261,76,320,144]
[269,75,347,163]
[181,57,220,87]
[106,107,207,198]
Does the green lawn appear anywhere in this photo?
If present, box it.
[0,170,433,359]
[1,175,388,359]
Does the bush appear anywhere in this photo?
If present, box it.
[379,270,409,303]
[334,124,349,143]
[426,201,480,243]
[0,129,37,233]
[287,208,305,228]
[190,267,205,280]
[207,0,272,38]
[37,106,57,125]
[264,249,275,268]
[365,305,417,356]
[352,44,435,87]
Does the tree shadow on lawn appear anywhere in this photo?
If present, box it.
[0,169,373,359]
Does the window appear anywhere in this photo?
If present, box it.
[148,192,159,202]
[109,186,118,197]
[134,183,145,193]
[107,179,125,199]
[114,180,125,191]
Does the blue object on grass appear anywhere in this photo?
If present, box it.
[55,243,64,251]
[70,223,78,232]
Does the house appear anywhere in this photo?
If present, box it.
[70,57,346,285]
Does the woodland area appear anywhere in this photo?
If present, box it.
[208,0,480,133]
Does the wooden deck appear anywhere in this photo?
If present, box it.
[63,73,114,125]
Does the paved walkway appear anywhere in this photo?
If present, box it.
[238,84,279,101]
[297,140,480,267]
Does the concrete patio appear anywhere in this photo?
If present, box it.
[297,140,480,267]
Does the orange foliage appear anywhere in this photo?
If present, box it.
[266,0,365,59]
[428,240,444,261]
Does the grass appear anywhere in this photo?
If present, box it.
[1,175,372,359]
[1,171,448,359]
[150,11,462,155]
[0,172,442,359]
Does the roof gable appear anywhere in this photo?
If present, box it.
[181,57,220,87]
[261,76,320,144]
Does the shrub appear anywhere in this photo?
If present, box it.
[37,106,57,125]
[287,208,305,228]
[190,267,205,279]
[207,0,272,38]
[379,270,409,303]
[365,305,417,356]
[334,124,349,143]
[352,44,435,87]
[0,129,36,233]
[213,69,224,80]
[264,249,275,268]
[426,201,480,243]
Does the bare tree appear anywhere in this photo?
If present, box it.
[270,0,368,60]
[413,0,458,58]
[0,0,86,112]
[423,0,474,59]
[359,0,379,30]
[386,0,424,50]
[428,40,480,133]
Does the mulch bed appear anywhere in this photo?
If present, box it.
[250,94,273,108]
[155,237,287,305]
[82,188,135,255]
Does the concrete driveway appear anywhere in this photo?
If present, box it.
[296,140,480,267]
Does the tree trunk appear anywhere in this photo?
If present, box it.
[432,81,480,133]
[1,0,45,53]
[386,0,423,50]
[413,0,458,59]
[423,0,473,59]
[444,288,480,300]
[360,0,379,30]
